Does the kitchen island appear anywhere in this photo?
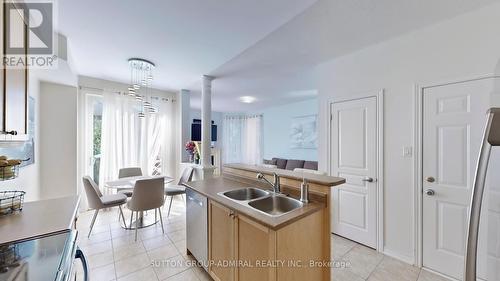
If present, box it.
[185,164,345,281]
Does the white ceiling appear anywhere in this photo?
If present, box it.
[58,0,498,112]
[188,0,499,112]
[57,0,317,91]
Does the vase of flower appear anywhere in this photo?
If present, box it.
[185,141,200,164]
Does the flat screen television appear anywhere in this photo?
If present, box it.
[191,122,217,142]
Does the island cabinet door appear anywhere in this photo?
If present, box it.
[208,200,236,281]
[235,214,276,281]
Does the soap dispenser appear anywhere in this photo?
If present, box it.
[300,178,309,203]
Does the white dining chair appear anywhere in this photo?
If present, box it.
[127,177,165,241]
[164,167,194,217]
[82,176,127,238]
[117,167,143,197]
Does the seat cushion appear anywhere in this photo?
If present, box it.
[263,159,277,165]
[273,158,288,169]
[101,193,127,206]
[165,185,186,196]
[303,161,318,170]
[285,159,305,171]
[118,189,133,197]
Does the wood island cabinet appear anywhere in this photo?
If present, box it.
[208,199,325,281]
[209,200,236,281]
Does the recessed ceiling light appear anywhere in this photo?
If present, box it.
[239,96,256,103]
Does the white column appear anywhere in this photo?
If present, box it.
[200,75,215,178]
[179,89,191,163]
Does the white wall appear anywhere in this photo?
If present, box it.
[254,98,318,161]
[39,82,78,199]
[316,3,500,263]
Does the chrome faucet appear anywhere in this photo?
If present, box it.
[256,172,281,193]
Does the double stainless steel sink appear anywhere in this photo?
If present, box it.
[218,187,303,217]
[222,188,269,201]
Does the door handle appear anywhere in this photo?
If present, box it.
[425,189,435,196]
[362,177,375,183]
[75,247,89,281]
[426,176,436,183]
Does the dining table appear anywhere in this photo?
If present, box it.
[105,175,174,229]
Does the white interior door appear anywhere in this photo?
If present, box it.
[422,79,491,280]
[331,96,378,248]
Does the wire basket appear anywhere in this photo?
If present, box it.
[0,244,20,273]
[0,191,26,216]
[0,165,19,181]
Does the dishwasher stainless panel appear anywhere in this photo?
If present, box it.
[186,188,208,271]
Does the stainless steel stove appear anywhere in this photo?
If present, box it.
[0,230,87,281]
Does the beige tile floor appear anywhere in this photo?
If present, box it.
[331,235,450,281]
[76,197,450,281]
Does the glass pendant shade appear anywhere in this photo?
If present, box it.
[128,58,157,117]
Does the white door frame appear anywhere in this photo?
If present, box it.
[327,89,385,251]
[413,73,500,268]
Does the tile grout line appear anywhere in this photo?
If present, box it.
[364,255,385,281]
[115,217,155,280]
[78,207,189,281]
[110,219,118,281]
[338,243,381,281]
[331,237,362,280]
[162,223,194,281]
[143,208,184,281]
[112,214,148,280]
[163,207,197,281]
[144,235,161,281]
[416,268,423,281]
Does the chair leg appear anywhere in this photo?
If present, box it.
[134,212,139,242]
[158,208,165,234]
[129,210,134,229]
[118,206,126,225]
[155,208,157,222]
[88,209,99,238]
[167,196,174,217]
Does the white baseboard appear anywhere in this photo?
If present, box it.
[420,268,456,281]
[382,248,415,265]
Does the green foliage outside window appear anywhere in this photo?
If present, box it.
[93,115,102,156]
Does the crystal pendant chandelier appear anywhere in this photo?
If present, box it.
[128,58,156,118]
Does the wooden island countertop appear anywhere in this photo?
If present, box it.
[185,177,325,230]
[224,163,345,187]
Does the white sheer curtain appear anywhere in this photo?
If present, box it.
[99,92,175,186]
[223,115,262,165]
[99,92,141,185]
[140,98,176,177]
